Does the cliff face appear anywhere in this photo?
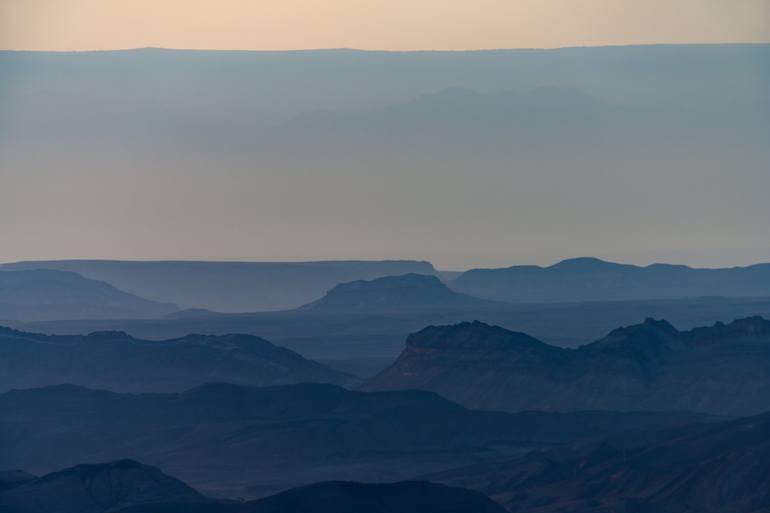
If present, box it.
[363,317,770,415]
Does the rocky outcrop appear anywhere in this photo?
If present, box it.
[364,317,770,415]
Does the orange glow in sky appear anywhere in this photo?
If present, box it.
[2,0,769,51]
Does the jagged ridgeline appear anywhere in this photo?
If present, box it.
[364,317,770,415]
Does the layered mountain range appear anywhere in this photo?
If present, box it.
[0,326,353,392]
[8,258,770,315]
[2,260,439,312]
[0,382,708,498]
[364,317,770,415]
[5,410,770,513]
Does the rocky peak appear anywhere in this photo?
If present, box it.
[405,321,552,353]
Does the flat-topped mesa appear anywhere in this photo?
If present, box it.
[302,273,493,310]
[364,317,770,416]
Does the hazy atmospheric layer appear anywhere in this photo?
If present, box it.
[1,45,769,269]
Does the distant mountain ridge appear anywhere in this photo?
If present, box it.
[302,274,494,310]
[363,316,770,415]
[452,257,770,302]
[0,269,177,321]
[2,260,438,312]
[0,326,353,392]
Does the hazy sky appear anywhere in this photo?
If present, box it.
[1,3,769,270]
[1,0,769,51]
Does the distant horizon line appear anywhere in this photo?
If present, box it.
[3,256,770,273]
[1,41,768,54]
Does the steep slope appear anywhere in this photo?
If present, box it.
[301,274,493,310]
[363,317,770,415]
[429,411,770,513]
[0,270,177,321]
[0,383,707,499]
[2,260,438,312]
[0,326,353,392]
[0,460,206,513]
[452,257,770,303]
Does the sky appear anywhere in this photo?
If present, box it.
[1,2,769,270]
[1,0,769,51]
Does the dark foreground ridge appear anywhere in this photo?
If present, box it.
[0,382,709,498]
[429,409,770,513]
[363,316,770,415]
[119,481,508,513]
[0,459,207,513]
[0,458,507,513]
[5,407,770,513]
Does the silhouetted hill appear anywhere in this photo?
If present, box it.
[2,260,438,312]
[0,326,353,392]
[9,467,506,513]
[0,270,177,321]
[452,257,770,302]
[364,317,770,415]
[0,459,206,513]
[429,411,770,512]
[0,382,708,499]
[302,274,493,310]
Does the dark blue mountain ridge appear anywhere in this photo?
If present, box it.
[0,326,355,392]
[0,381,710,499]
[364,316,770,415]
